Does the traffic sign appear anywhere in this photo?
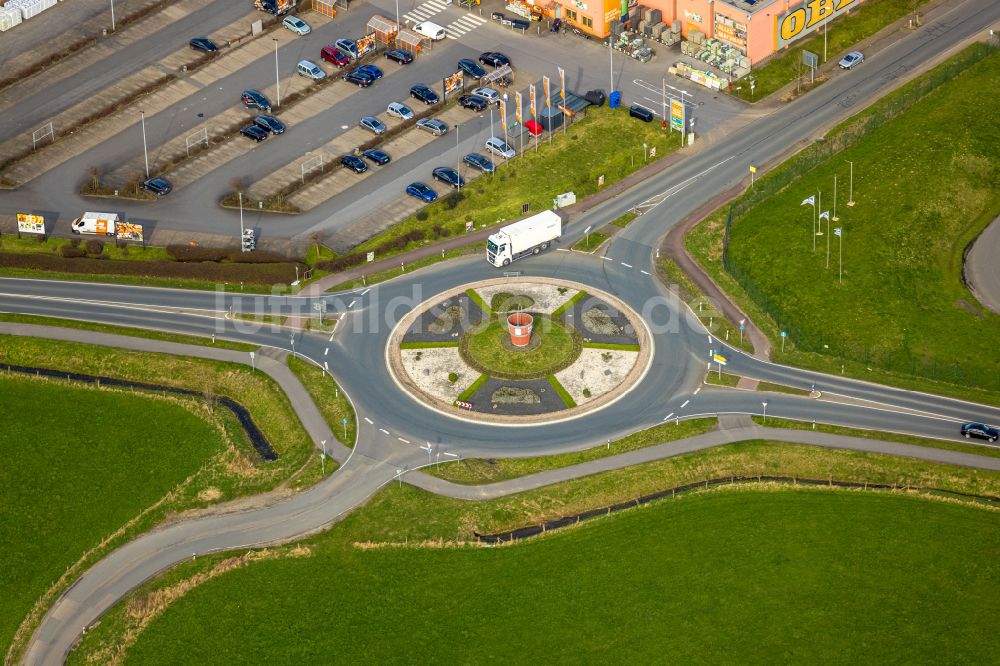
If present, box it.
[712,354,727,365]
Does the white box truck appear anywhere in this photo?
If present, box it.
[71,212,119,236]
[486,211,561,267]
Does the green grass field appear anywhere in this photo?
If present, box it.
[93,488,1000,664]
[0,376,224,652]
[692,45,1000,397]
[461,318,580,380]
[286,356,356,448]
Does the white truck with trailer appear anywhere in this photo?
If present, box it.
[486,211,561,267]
[71,212,120,236]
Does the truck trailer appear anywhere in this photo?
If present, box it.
[486,211,561,267]
[71,212,120,236]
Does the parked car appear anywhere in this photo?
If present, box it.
[416,118,448,136]
[510,18,530,31]
[341,154,368,173]
[490,11,506,21]
[189,37,218,53]
[550,18,562,32]
[363,148,391,165]
[839,51,864,69]
[410,84,439,105]
[141,177,172,196]
[960,422,999,442]
[384,49,414,64]
[240,125,268,142]
[471,86,500,104]
[357,64,383,80]
[360,115,386,134]
[406,181,438,202]
[478,51,510,68]
[321,45,350,67]
[282,15,311,35]
[335,38,359,60]
[463,152,495,173]
[458,58,487,79]
[485,136,515,159]
[254,114,286,134]
[387,102,414,120]
[458,94,489,111]
[344,69,375,87]
[296,59,326,80]
[629,104,654,122]
[241,89,272,112]
[432,166,465,189]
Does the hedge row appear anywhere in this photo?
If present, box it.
[316,229,429,272]
[165,244,290,263]
[0,252,303,285]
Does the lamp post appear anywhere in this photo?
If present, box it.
[273,39,281,107]
[608,35,614,94]
[238,190,245,245]
[762,400,768,424]
[846,160,855,206]
[140,110,149,179]
[110,0,116,31]
[455,124,461,193]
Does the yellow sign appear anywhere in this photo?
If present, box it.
[777,0,860,49]
[515,91,523,124]
[444,71,464,95]
[749,165,757,173]
[115,222,144,242]
[16,213,45,235]
[529,83,536,119]
[712,353,727,365]
[543,75,551,109]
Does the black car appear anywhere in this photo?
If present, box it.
[457,58,487,79]
[432,166,465,189]
[463,152,495,174]
[344,70,374,87]
[141,177,172,196]
[240,125,268,142]
[960,422,999,442]
[363,148,391,165]
[384,49,414,64]
[479,51,511,68]
[189,37,218,53]
[410,84,439,105]
[490,11,506,21]
[241,89,272,112]
[254,114,286,134]
[510,18,530,31]
[458,94,488,112]
[341,155,368,173]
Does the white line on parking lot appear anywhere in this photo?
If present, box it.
[364,417,373,424]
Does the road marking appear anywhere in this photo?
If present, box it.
[364,417,373,424]
[398,437,410,444]
[348,300,356,308]
[621,262,633,268]
[680,399,690,408]
[360,288,370,296]
[662,412,675,421]
[602,256,612,261]
[420,444,432,451]
[324,347,329,356]
[694,387,701,395]
[442,451,459,458]
[556,248,570,252]
[640,269,650,275]
[379,428,390,435]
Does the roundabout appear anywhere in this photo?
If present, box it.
[387,277,653,423]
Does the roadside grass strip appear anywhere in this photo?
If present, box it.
[547,374,576,408]
[455,373,489,403]
[400,341,461,349]
[286,356,356,449]
[551,290,586,318]
[581,342,641,351]
[465,288,491,315]
[571,232,609,253]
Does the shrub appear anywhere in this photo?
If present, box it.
[444,192,464,209]
[317,253,366,272]
[582,388,592,398]
[416,211,429,221]
[226,250,297,264]
[70,238,81,248]
[166,244,228,262]
[431,224,450,239]
[60,245,87,258]
[448,372,459,383]
[84,239,104,255]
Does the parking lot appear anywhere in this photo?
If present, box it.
[0,0,745,245]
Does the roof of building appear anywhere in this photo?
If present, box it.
[716,0,782,16]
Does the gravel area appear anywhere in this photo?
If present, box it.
[474,284,578,314]
[401,347,477,403]
[555,348,639,404]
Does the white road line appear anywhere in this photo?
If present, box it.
[379,428,390,435]
[621,262,633,268]
[556,248,570,252]
[398,437,410,444]
[348,300,356,308]
[602,256,612,261]
[324,347,329,356]
[360,288,370,296]
[694,387,701,395]
[662,412,675,421]
[364,417,373,424]
[442,451,459,458]
[420,444,432,451]
[680,399,690,408]
[640,269,650,275]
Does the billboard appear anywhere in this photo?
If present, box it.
[515,91,523,124]
[115,222,144,242]
[776,0,860,49]
[669,99,684,132]
[16,213,45,235]
[444,71,463,95]
[714,14,747,50]
[356,34,377,57]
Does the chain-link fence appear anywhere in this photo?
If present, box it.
[722,42,1000,390]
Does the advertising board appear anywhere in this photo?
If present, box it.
[16,213,45,235]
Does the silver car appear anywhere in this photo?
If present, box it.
[416,118,448,136]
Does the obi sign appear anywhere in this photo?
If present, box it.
[776,0,861,49]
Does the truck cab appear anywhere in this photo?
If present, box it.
[486,235,510,266]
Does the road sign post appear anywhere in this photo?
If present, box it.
[780,331,787,352]
[342,417,348,440]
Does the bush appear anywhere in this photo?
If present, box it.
[226,250,297,264]
[431,225,450,239]
[60,245,87,258]
[166,244,228,262]
[317,253,366,272]
[70,238,81,248]
[415,211,429,221]
[444,192,464,209]
[582,388,592,398]
[84,239,104,255]
[448,372,459,383]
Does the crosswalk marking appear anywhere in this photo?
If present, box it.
[445,13,487,38]
[402,0,449,22]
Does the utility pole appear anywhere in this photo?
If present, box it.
[110,0,116,31]
[455,124,461,192]
[846,160,855,206]
[273,39,281,107]
[140,110,149,179]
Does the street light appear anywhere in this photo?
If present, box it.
[846,160,855,206]
[140,109,149,179]
[762,400,769,424]
[455,124,461,193]
[110,0,116,31]
[273,39,281,107]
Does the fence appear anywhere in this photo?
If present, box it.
[721,42,1000,390]
[475,475,1000,543]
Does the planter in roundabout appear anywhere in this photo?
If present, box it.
[387,277,653,424]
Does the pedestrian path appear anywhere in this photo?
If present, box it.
[402,0,449,23]
[445,13,487,39]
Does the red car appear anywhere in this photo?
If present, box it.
[321,45,350,67]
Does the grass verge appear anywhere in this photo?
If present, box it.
[705,371,741,387]
[547,374,577,408]
[581,341,640,351]
[756,380,812,396]
[456,373,489,402]
[286,356,356,449]
[324,243,479,292]
[551,289,586,317]
[571,231,609,252]
[399,341,460,349]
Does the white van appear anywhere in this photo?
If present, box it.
[296,60,326,79]
[413,21,446,41]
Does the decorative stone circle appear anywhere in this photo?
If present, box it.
[387,277,652,424]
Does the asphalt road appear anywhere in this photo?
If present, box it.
[965,214,1000,314]
[8,0,1000,661]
